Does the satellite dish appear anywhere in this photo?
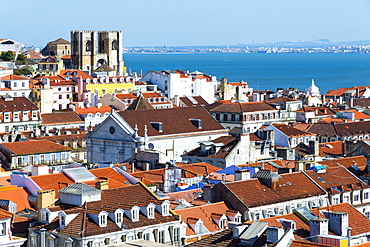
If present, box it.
[121,165,127,172]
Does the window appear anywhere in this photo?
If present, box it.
[4,126,9,132]
[333,197,339,204]
[29,155,34,165]
[4,114,9,120]
[59,95,62,99]
[60,215,66,226]
[162,203,169,216]
[44,212,49,222]
[51,154,56,163]
[132,208,139,221]
[100,213,107,226]
[17,157,22,166]
[366,212,370,219]
[40,155,45,164]
[174,227,180,242]
[65,241,72,247]
[33,111,37,118]
[0,222,6,235]
[235,216,241,223]
[22,82,25,87]
[146,205,154,218]
[22,92,25,97]
[116,212,122,223]
[194,223,200,234]
[220,218,227,229]
[364,192,369,200]
[67,94,70,99]
[354,194,360,202]
[344,195,350,203]
[158,230,165,243]
[14,82,17,87]
[14,113,19,119]
[144,233,150,241]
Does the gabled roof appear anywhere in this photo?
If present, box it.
[205,100,277,113]
[125,93,155,110]
[94,64,114,71]
[271,124,314,137]
[48,38,70,45]
[41,111,83,125]
[0,139,71,155]
[117,106,225,137]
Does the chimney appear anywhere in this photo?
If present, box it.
[95,180,109,190]
[37,190,56,220]
[309,218,329,237]
[322,211,349,236]
[252,170,281,190]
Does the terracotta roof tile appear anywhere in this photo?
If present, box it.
[117,106,225,137]
[206,100,277,113]
[0,186,33,211]
[42,111,83,125]
[0,139,71,155]
[0,96,38,112]
[224,171,325,207]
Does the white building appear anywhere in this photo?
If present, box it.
[87,107,227,164]
[141,70,217,104]
[0,39,24,53]
[0,74,32,98]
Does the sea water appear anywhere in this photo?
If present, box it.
[124,53,370,94]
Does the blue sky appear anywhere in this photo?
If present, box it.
[2,0,370,47]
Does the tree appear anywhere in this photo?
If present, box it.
[0,51,14,61]
[15,54,26,65]
[14,66,34,76]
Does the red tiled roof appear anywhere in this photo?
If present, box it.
[117,106,225,137]
[206,100,277,113]
[259,203,370,238]
[0,207,13,219]
[318,155,368,169]
[41,111,83,125]
[0,186,33,211]
[0,139,71,155]
[175,201,236,235]
[304,166,369,194]
[224,171,325,208]
[272,123,315,137]
[0,74,29,80]
[74,105,111,115]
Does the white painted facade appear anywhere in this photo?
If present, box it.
[87,111,228,164]
[141,70,217,104]
[0,39,24,52]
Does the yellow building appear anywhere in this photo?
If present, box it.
[85,76,135,97]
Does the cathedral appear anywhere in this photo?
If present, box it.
[70,30,124,76]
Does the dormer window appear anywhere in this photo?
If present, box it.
[147,204,155,219]
[99,211,108,227]
[59,212,67,228]
[161,201,170,216]
[115,209,124,224]
[220,218,227,230]
[131,206,140,222]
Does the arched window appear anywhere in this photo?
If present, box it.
[112,40,118,50]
